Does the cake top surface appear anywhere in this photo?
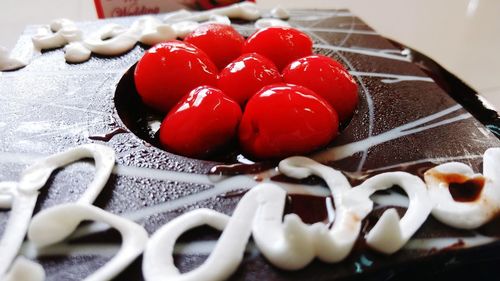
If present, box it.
[1,3,500,281]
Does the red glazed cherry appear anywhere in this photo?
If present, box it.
[283,55,358,122]
[218,53,282,106]
[134,40,218,113]
[159,86,242,158]
[239,84,339,159]
[184,23,245,70]
[242,27,313,71]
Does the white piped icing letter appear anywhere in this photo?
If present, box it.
[349,172,433,253]
[28,203,148,281]
[425,147,500,229]
[0,144,115,279]
[32,19,82,50]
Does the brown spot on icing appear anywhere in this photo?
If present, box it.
[431,173,485,202]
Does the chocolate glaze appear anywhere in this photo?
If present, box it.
[1,8,500,281]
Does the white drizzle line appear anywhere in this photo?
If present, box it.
[113,165,213,185]
[349,71,433,84]
[308,27,375,171]
[298,20,375,172]
[32,233,497,260]
[21,240,257,259]
[313,105,469,162]
[404,235,496,250]
[230,24,378,36]
[303,27,377,35]
[315,43,411,62]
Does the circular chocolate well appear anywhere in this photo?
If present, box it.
[114,63,245,163]
[114,63,355,163]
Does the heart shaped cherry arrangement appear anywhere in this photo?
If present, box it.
[134,24,358,160]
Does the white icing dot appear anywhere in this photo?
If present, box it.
[254,18,290,29]
[139,24,176,46]
[270,6,290,19]
[65,42,91,63]
[171,21,200,39]
[2,257,45,281]
[0,46,27,71]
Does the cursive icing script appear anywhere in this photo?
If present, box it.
[29,2,261,64]
[2,146,500,280]
[0,144,148,281]
[143,148,500,281]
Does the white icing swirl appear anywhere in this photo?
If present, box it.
[0,144,116,279]
[32,19,82,50]
[28,203,148,281]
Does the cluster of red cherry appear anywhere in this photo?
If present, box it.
[134,24,358,160]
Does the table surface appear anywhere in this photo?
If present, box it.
[1,0,499,109]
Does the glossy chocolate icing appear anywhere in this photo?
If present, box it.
[1,9,500,281]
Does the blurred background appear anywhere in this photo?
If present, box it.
[0,0,498,108]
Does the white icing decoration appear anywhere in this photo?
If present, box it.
[0,144,115,279]
[0,46,27,71]
[270,6,290,19]
[171,21,200,39]
[24,2,261,64]
[139,24,176,46]
[254,18,290,29]
[163,9,193,22]
[32,19,82,50]
[0,182,17,209]
[142,149,500,279]
[424,147,500,229]
[2,257,45,281]
[28,203,148,281]
[64,42,91,63]
[0,188,38,278]
[83,22,139,57]
[205,15,231,26]
[348,172,433,254]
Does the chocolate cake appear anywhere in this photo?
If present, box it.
[1,4,500,281]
